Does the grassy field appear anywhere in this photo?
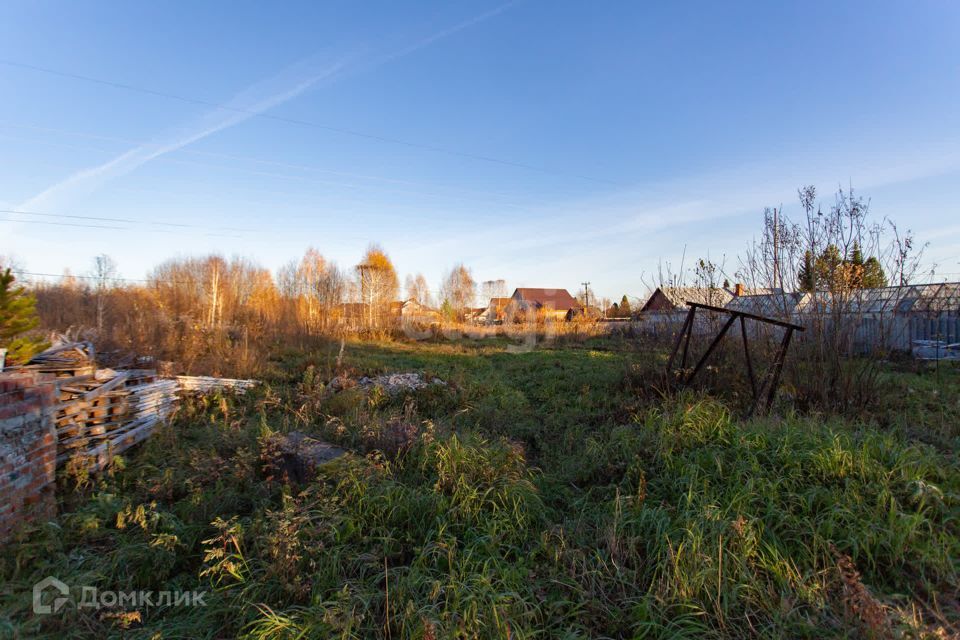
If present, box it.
[1,337,958,638]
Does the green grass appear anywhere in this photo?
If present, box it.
[1,339,958,638]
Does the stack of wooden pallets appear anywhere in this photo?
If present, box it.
[23,344,179,471]
[53,369,180,467]
[12,342,257,473]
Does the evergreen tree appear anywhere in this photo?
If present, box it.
[847,242,866,287]
[797,250,816,292]
[0,269,47,365]
[861,256,888,288]
[798,244,887,291]
[439,299,455,321]
[849,242,865,267]
[619,295,631,318]
[815,245,845,291]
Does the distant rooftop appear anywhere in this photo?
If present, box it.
[511,288,580,311]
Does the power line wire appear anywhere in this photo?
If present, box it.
[18,271,206,287]
[0,208,249,232]
[18,270,254,288]
[0,206,446,239]
[19,271,153,283]
[0,59,623,187]
[0,121,532,196]
[0,214,241,237]
[0,126,555,213]
[1,216,136,231]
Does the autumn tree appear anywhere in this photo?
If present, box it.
[480,279,507,302]
[440,263,476,320]
[619,295,632,318]
[575,286,596,308]
[405,273,433,307]
[278,249,345,334]
[356,244,399,328]
[150,255,282,334]
[0,269,47,365]
[230,257,282,337]
[151,256,225,328]
[91,254,117,335]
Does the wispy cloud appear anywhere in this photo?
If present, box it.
[17,57,349,214]
[10,2,517,217]
[383,141,960,293]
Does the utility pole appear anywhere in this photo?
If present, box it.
[581,281,591,314]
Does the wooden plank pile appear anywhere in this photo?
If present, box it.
[25,344,178,471]
[8,342,258,473]
[176,375,258,395]
[26,343,95,382]
[54,369,180,467]
[23,341,96,379]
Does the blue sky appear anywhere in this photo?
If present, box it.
[1,0,959,300]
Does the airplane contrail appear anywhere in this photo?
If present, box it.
[7,2,518,228]
[16,57,348,214]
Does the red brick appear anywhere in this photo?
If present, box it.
[0,373,58,541]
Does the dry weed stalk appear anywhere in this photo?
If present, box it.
[831,543,892,638]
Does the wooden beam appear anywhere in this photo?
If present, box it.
[667,306,696,373]
[740,315,757,398]
[83,372,130,401]
[685,313,737,385]
[680,306,697,370]
[686,301,805,331]
[764,327,795,411]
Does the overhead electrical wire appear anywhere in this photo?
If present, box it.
[18,271,154,283]
[0,127,556,216]
[0,208,249,232]
[0,58,623,187]
[0,121,542,198]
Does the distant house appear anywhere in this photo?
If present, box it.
[508,287,582,321]
[337,300,439,326]
[477,297,512,324]
[391,299,441,324]
[337,302,369,324]
[463,307,487,323]
[639,286,734,313]
[639,284,780,314]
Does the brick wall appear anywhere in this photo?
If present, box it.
[0,370,57,540]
